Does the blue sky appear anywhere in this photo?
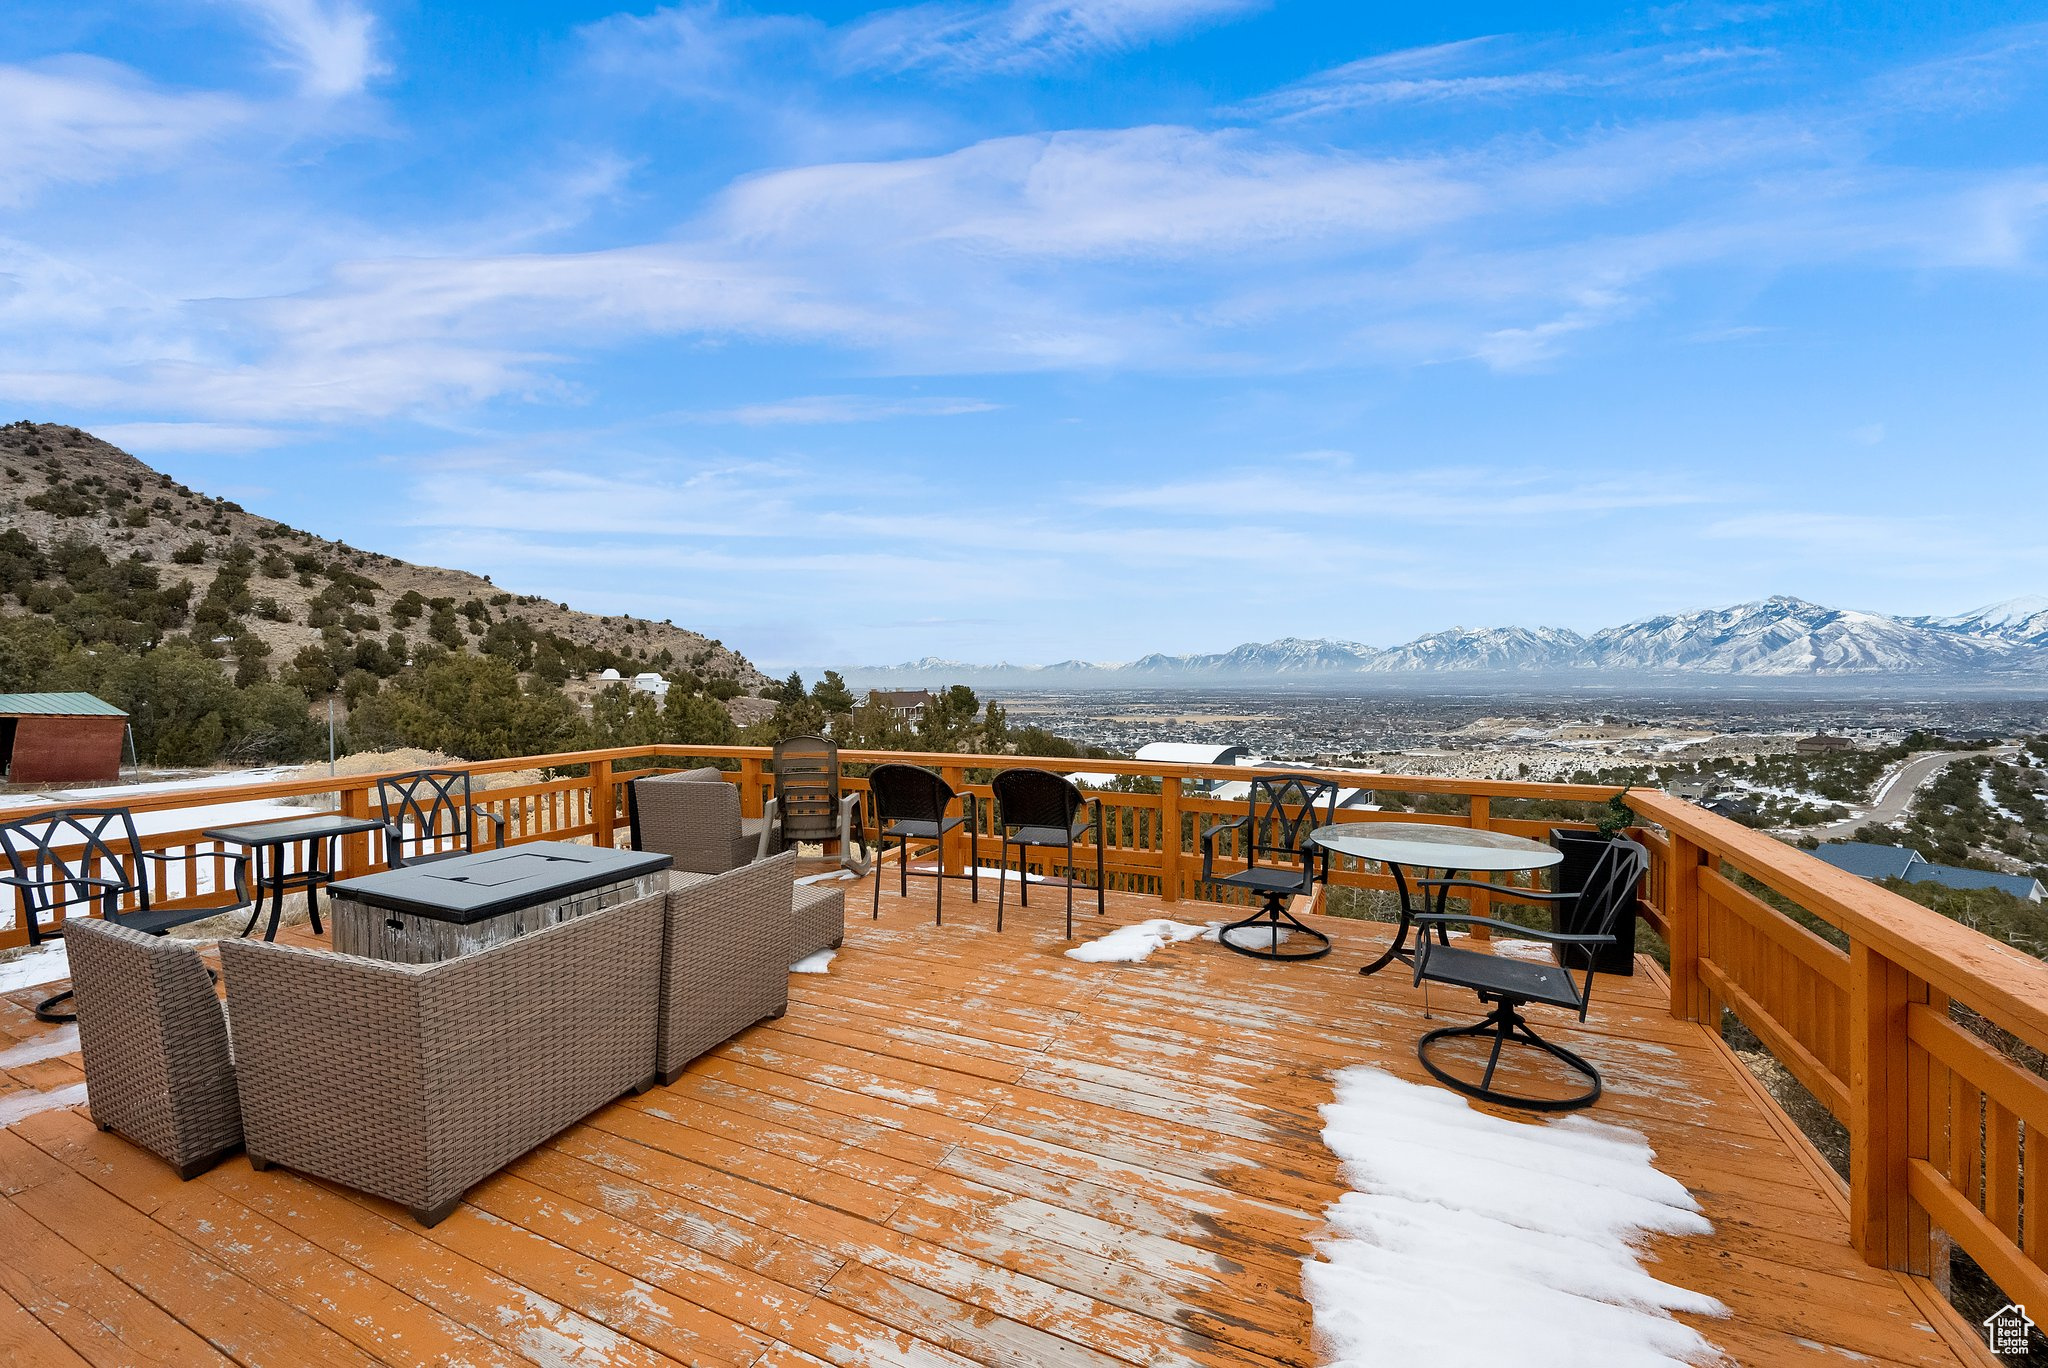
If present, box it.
[4,1,2045,669]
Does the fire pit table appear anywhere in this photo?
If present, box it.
[327,842,671,963]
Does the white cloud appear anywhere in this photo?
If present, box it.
[93,422,291,453]
[837,0,1264,76]
[0,58,243,206]
[226,0,386,97]
[699,395,1000,424]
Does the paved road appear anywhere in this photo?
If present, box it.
[1811,747,2018,840]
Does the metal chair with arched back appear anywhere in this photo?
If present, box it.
[990,768,1104,938]
[865,763,978,924]
[1198,773,1339,961]
[1409,837,1649,1111]
[377,769,505,869]
[768,735,870,874]
[0,806,250,1022]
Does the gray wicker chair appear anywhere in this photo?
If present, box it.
[792,879,846,963]
[66,917,242,1179]
[220,891,664,1226]
[657,851,796,1082]
[628,767,781,875]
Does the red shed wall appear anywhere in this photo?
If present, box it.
[6,715,125,783]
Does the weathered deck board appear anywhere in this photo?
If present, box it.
[0,877,1993,1366]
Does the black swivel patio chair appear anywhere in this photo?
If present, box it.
[1198,774,1339,961]
[1409,837,1649,1112]
[378,769,505,868]
[991,768,1104,938]
[866,763,978,924]
[0,807,250,1022]
[768,735,870,874]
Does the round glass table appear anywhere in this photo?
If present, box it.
[1309,822,1562,976]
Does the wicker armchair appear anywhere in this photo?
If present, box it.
[658,851,796,1081]
[66,917,241,1179]
[220,892,664,1226]
[628,767,781,875]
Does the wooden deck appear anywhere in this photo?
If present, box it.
[0,877,1997,1367]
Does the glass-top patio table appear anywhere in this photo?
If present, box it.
[1309,822,1563,977]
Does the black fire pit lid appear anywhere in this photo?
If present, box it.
[328,841,671,923]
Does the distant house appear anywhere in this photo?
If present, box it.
[0,692,128,783]
[597,667,622,682]
[1703,796,1757,821]
[632,672,670,700]
[869,689,932,720]
[1796,734,1856,754]
[1133,742,1250,767]
[1813,841,2043,903]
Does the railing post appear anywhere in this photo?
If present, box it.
[1466,796,1491,940]
[1850,941,1926,1273]
[1159,778,1181,902]
[1667,833,1705,1022]
[339,783,375,876]
[738,757,765,820]
[940,765,967,876]
[589,759,614,847]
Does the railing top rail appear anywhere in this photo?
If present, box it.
[1634,789,2048,1047]
[653,744,1628,800]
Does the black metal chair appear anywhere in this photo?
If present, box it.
[1409,837,1649,1112]
[0,807,250,1022]
[769,735,870,874]
[1198,774,1339,961]
[866,763,978,924]
[990,768,1104,938]
[377,769,504,868]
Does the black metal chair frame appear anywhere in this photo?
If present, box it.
[1409,837,1649,1112]
[990,768,1105,939]
[770,736,871,874]
[378,769,505,868]
[1199,774,1340,961]
[0,807,250,1022]
[866,763,978,925]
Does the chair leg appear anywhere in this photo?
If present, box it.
[1064,840,1075,940]
[33,988,75,1024]
[1416,999,1602,1112]
[969,822,979,903]
[1215,891,1332,962]
[872,838,885,920]
[997,833,1009,931]
[935,841,944,926]
[1095,836,1106,916]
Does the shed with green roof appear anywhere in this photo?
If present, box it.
[0,692,127,783]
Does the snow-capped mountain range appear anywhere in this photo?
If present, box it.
[844,596,2048,685]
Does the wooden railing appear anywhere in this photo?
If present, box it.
[1,744,2042,1314]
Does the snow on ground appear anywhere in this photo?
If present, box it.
[1216,924,1292,952]
[1306,1068,1726,1368]
[791,949,836,974]
[1066,919,1218,963]
[18,766,305,804]
[0,1022,77,1069]
[795,870,860,886]
[0,941,70,995]
[0,1081,88,1128]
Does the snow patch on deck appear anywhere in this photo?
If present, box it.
[0,941,70,995]
[1305,1068,1727,1367]
[0,1080,88,1127]
[0,1021,79,1068]
[1065,919,1218,963]
[792,948,836,974]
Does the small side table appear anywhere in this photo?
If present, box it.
[203,814,390,941]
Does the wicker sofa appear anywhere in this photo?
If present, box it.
[628,767,781,875]
[219,891,665,1226]
[658,851,796,1081]
[67,917,242,1179]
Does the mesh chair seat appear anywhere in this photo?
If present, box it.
[1006,821,1093,847]
[880,814,969,840]
[1414,944,1586,1011]
[1211,865,1313,896]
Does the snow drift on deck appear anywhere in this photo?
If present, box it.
[1306,1068,1726,1367]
